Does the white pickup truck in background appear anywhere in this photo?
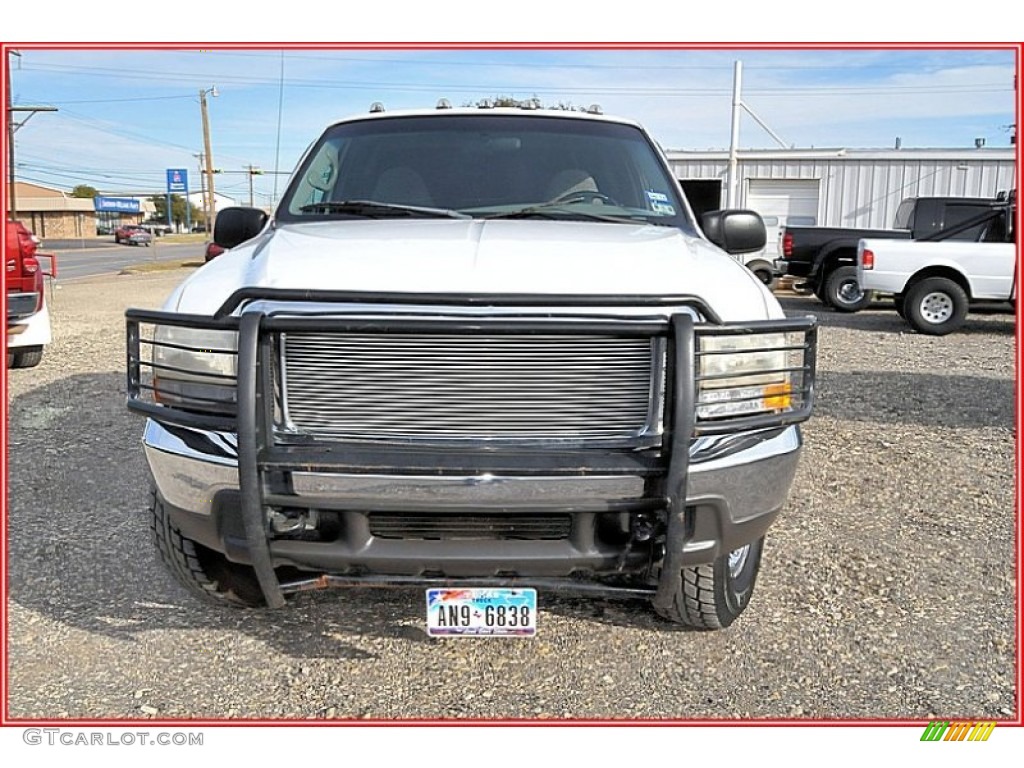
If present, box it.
[857,192,1016,335]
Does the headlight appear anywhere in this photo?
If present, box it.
[696,331,807,420]
[151,326,238,414]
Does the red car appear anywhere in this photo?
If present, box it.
[114,224,152,246]
[6,219,53,368]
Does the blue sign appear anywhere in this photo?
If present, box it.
[94,197,141,213]
[166,168,188,193]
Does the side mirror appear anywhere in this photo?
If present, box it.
[701,209,767,255]
[213,207,268,249]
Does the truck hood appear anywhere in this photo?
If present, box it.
[170,219,777,321]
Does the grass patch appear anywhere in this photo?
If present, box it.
[119,260,203,275]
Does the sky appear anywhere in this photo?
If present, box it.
[1,34,1022,765]
[6,45,1018,209]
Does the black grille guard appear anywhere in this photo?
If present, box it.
[126,291,817,608]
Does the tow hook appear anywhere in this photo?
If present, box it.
[631,512,657,542]
[615,512,660,571]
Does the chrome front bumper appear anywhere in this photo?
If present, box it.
[144,419,802,566]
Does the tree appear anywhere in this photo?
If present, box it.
[150,194,201,228]
[71,184,98,198]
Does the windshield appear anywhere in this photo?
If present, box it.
[277,113,698,234]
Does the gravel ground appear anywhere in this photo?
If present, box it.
[5,272,1017,721]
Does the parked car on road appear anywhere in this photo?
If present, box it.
[114,224,152,246]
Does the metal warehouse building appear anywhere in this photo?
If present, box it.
[665,147,1017,256]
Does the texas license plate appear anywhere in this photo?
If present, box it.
[426,588,537,637]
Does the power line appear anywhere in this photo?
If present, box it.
[17,62,1012,97]
[17,163,166,181]
[182,49,1020,74]
[58,109,199,153]
[45,108,253,166]
[27,94,197,105]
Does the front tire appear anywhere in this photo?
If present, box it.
[904,277,968,336]
[149,489,266,608]
[825,266,873,312]
[654,537,765,629]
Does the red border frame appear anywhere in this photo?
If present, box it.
[1,40,1020,730]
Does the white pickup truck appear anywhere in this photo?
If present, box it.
[857,194,1016,335]
[125,106,818,630]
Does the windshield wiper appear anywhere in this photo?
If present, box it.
[484,203,649,225]
[299,200,469,219]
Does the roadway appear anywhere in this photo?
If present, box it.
[46,242,204,281]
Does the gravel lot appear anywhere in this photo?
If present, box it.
[5,271,1016,720]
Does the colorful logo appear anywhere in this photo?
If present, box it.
[920,720,997,742]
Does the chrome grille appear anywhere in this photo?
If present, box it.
[280,332,659,441]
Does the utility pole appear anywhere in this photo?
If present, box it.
[7,50,56,221]
[194,152,206,232]
[199,86,217,235]
[727,60,742,209]
[245,164,262,208]
[7,49,21,219]
[727,60,790,210]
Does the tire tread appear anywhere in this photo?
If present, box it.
[653,538,765,630]
[149,489,264,608]
[10,347,44,369]
[657,565,725,630]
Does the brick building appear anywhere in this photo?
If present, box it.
[8,181,98,238]
[8,181,148,239]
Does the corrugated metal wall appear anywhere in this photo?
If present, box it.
[669,155,1016,229]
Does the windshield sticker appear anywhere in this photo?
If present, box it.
[645,190,676,215]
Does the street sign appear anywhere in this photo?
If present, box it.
[166,168,188,193]
[94,197,141,213]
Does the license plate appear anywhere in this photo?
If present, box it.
[426,588,537,637]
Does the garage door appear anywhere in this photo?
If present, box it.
[746,179,820,259]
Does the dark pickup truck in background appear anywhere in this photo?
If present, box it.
[777,195,1011,311]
